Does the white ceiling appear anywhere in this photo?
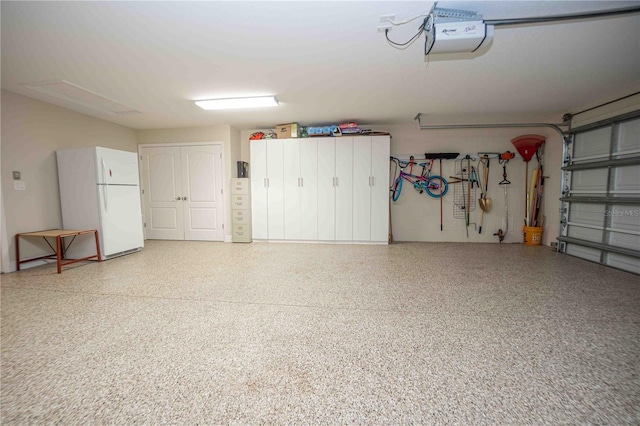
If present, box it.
[2,1,639,130]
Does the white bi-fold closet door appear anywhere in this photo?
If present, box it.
[140,144,224,241]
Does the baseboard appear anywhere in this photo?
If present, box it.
[9,258,53,273]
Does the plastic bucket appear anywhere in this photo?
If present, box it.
[523,226,543,246]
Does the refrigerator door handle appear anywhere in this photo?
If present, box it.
[101,159,108,213]
[101,159,108,184]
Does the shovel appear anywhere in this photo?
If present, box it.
[479,197,492,212]
[478,157,492,233]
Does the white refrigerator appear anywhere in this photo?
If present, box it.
[56,147,144,260]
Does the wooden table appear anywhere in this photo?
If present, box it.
[15,229,101,274]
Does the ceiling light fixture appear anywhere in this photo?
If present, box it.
[195,96,278,110]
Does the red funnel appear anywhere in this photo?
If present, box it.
[511,134,545,162]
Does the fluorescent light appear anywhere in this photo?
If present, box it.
[195,96,278,110]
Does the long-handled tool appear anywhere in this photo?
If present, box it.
[424,153,460,231]
[389,158,394,243]
[511,135,545,228]
[460,161,468,237]
[477,155,492,233]
[527,165,539,225]
[531,147,545,227]
[494,151,514,242]
[424,152,460,231]
[439,158,444,231]
[466,156,471,235]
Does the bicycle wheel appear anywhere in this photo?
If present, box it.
[391,177,403,202]
[426,176,448,198]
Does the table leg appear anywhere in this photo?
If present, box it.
[94,230,102,262]
[15,234,21,271]
[56,236,62,274]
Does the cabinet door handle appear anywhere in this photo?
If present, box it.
[370,176,374,186]
[300,177,304,187]
[335,177,339,187]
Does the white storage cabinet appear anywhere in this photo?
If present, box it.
[250,138,284,240]
[353,136,391,242]
[251,135,390,244]
[283,138,319,240]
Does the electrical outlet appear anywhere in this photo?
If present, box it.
[377,14,395,32]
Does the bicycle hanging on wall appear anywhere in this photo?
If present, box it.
[390,156,449,202]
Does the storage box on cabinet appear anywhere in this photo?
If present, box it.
[231,178,252,242]
[250,136,390,244]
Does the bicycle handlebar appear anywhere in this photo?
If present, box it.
[390,156,429,168]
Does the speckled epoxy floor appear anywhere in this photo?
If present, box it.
[1,241,639,424]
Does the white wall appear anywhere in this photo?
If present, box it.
[136,125,240,242]
[1,90,138,271]
[3,85,629,271]
[384,123,562,245]
[240,123,562,245]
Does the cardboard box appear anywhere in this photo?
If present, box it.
[276,123,299,139]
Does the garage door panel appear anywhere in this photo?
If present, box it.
[571,169,608,193]
[606,253,640,274]
[568,203,605,226]
[573,127,611,160]
[614,165,640,193]
[567,225,601,243]
[617,118,640,153]
[609,205,640,231]
[608,231,640,251]
[565,244,601,263]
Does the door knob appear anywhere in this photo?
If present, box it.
[176,197,181,201]
[183,197,188,201]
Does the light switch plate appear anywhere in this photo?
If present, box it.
[13,171,20,180]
